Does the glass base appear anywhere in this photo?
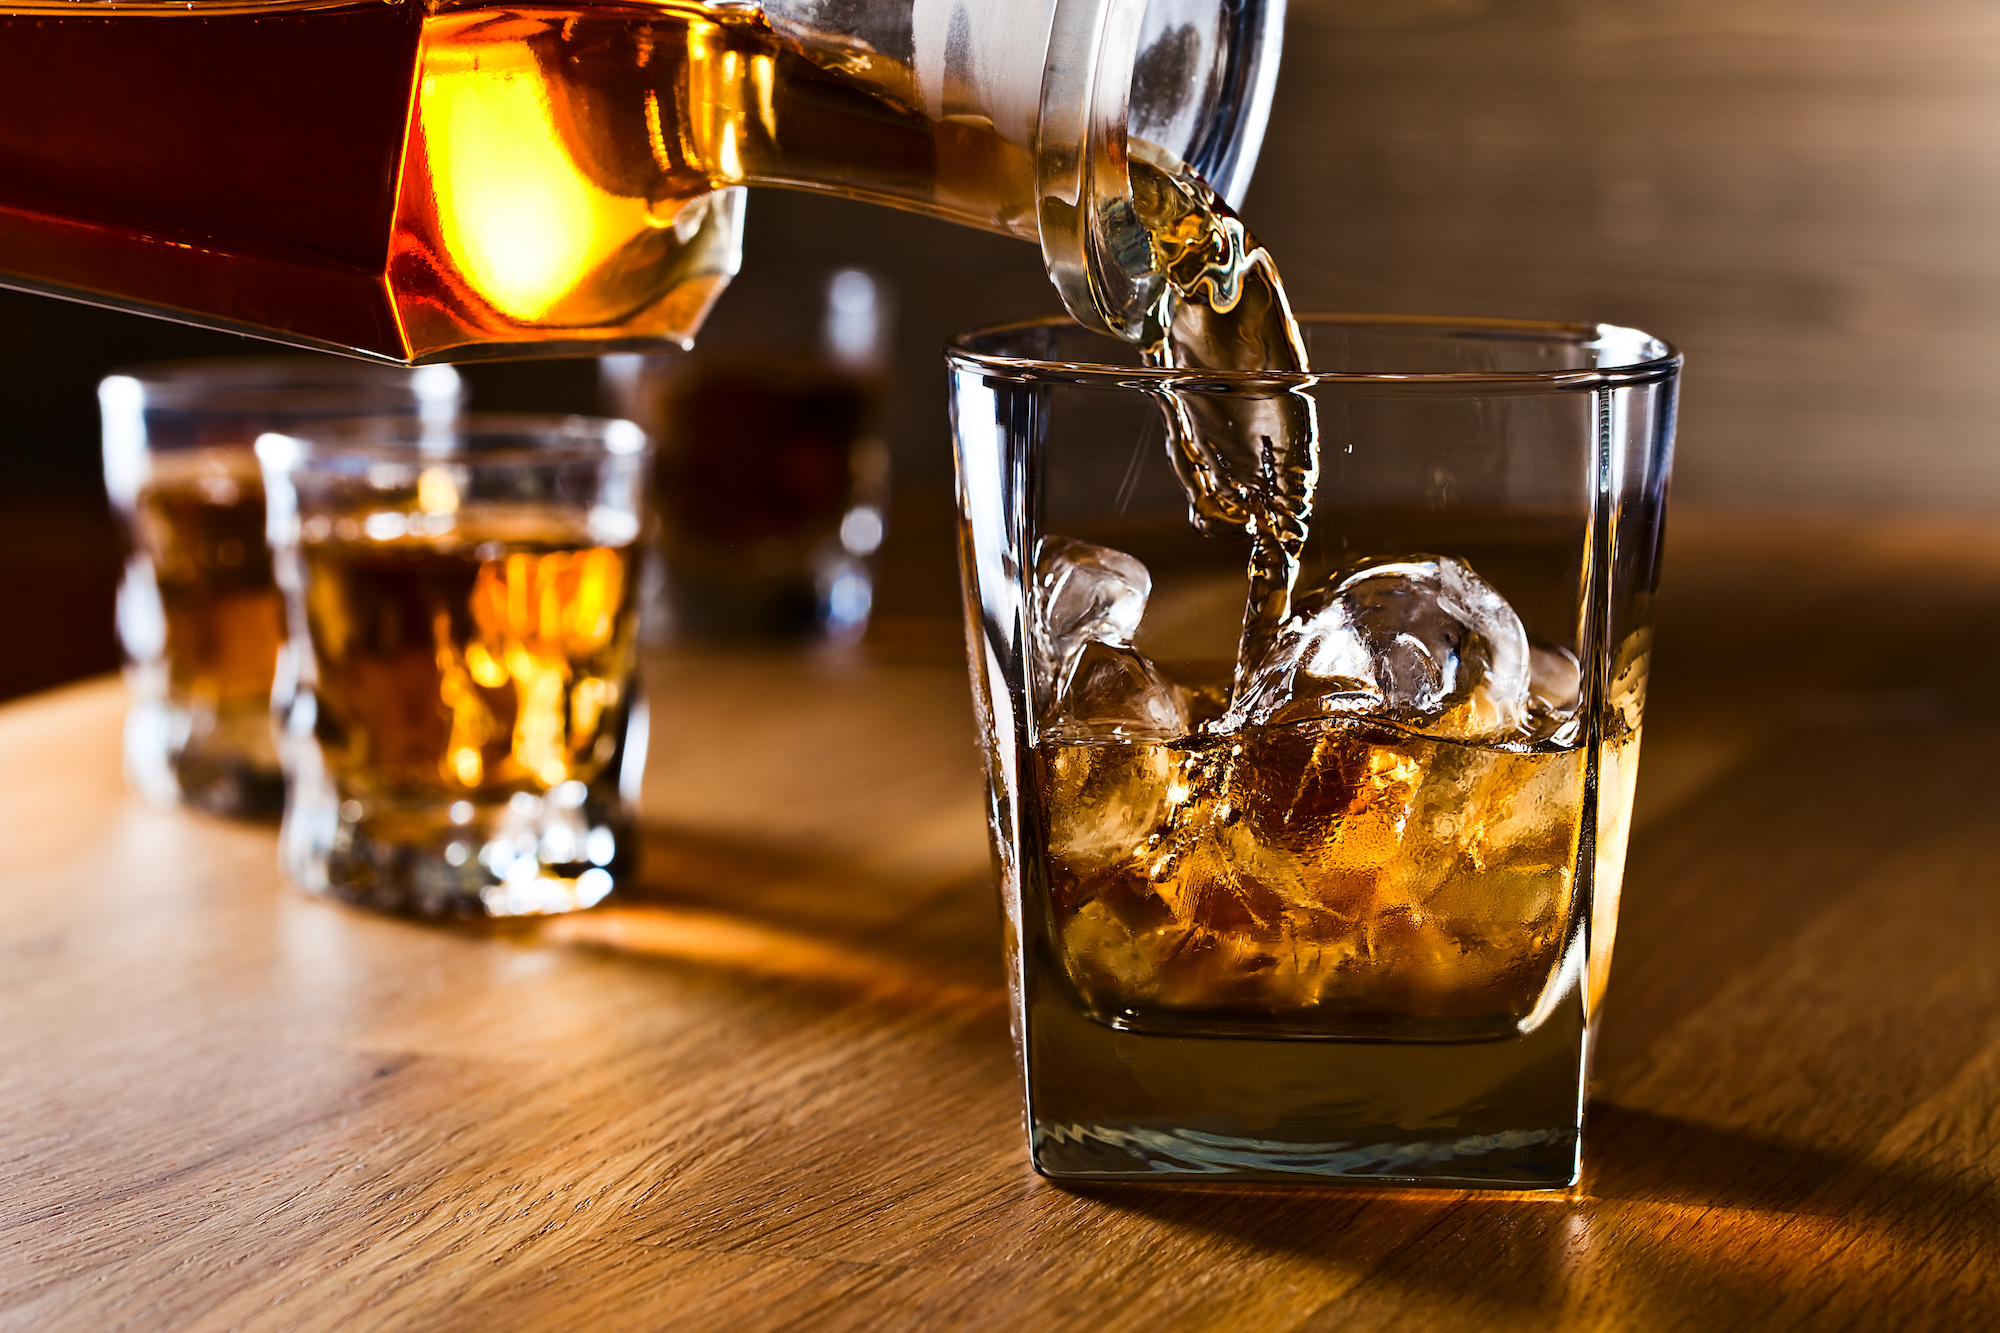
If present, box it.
[123,691,285,820]
[1021,961,1589,1189]
[281,766,636,920]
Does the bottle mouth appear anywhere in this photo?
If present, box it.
[1035,0,1287,340]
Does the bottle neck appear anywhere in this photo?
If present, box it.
[1033,0,1285,339]
[745,0,1284,338]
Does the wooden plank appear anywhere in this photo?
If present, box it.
[1,516,1997,1330]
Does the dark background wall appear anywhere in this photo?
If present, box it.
[3,0,1995,699]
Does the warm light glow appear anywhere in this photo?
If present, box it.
[750,53,778,141]
[438,547,632,789]
[537,904,1005,1012]
[417,467,460,515]
[421,43,658,322]
[434,608,495,788]
[643,89,673,171]
[682,18,756,184]
[508,646,570,785]
[716,119,742,180]
[465,641,508,689]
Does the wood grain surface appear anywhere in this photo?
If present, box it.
[3,515,1997,1331]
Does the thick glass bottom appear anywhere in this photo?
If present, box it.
[1021,954,1590,1189]
[279,759,636,920]
[123,691,285,820]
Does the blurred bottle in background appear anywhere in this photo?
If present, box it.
[603,267,892,642]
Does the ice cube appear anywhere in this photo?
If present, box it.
[1039,730,1182,874]
[1234,555,1530,741]
[1032,535,1153,712]
[1051,641,1190,739]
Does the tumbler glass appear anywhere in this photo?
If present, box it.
[600,267,892,641]
[101,358,462,818]
[258,415,651,919]
[948,315,1679,1188]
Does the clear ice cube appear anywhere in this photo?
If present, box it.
[1038,722,1586,1034]
[1233,555,1531,742]
[1052,640,1191,740]
[1033,536,1154,712]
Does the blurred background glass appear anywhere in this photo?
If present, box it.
[602,267,893,643]
[259,414,649,918]
[101,357,462,816]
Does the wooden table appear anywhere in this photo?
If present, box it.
[3,516,1996,1330]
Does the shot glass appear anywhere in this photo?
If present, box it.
[257,415,651,919]
[101,358,462,818]
[948,315,1679,1188]
[600,267,891,641]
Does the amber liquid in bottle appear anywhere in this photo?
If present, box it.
[0,0,1033,362]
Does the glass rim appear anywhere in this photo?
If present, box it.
[100,352,464,416]
[945,313,1682,390]
[256,412,650,470]
[101,354,462,406]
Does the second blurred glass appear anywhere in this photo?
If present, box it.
[258,414,651,919]
[602,267,891,641]
[100,358,462,818]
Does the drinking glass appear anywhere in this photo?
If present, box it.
[601,267,892,641]
[257,415,651,919]
[101,357,462,817]
[948,315,1679,1188]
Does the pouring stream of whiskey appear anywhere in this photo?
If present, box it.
[1129,155,1319,699]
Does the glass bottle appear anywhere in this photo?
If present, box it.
[0,0,1283,362]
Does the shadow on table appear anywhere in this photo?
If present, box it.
[1051,1105,1997,1326]
[526,819,1007,1020]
